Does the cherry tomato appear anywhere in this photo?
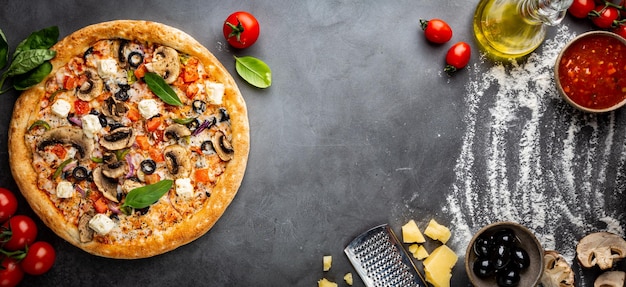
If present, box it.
[2,215,37,251]
[614,24,626,39]
[591,5,620,29]
[223,11,260,49]
[568,0,595,18]
[0,188,17,224]
[445,41,471,74]
[420,18,453,44]
[20,241,56,275]
[621,0,626,18]
[0,257,23,287]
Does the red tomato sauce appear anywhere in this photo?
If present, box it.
[558,34,626,110]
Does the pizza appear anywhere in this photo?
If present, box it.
[8,20,249,259]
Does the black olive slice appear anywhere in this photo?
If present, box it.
[219,107,230,122]
[192,100,206,113]
[127,52,144,68]
[72,166,89,181]
[140,159,157,175]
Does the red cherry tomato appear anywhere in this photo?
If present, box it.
[20,241,56,275]
[420,18,453,44]
[614,24,626,39]
[0,257,23,287]
[568,0,595,18]
[620,0,626,18]
[0,188,17,224]
[2,215,37,251]
[445,42,471,74]
[223,11,260,49]
[591,5,620,29]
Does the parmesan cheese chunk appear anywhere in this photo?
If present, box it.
[55,181,74,198]
[344,273,353,286]
[402,219,426,243]
[138,99,159,119]
[323,255,332,271]
[89,213,115,235]
[424,219,451,244]
[423,245,458,287]
[51,99,72,118]
[175,178,194,199]
[317,278,337,287]
[81,114,102,139]
[205,81,225,105]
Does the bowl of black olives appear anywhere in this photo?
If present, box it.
[465,222,544,287]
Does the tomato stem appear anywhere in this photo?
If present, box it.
[444,65,458,75]
[419,19,429,31]
[225,18,245,43]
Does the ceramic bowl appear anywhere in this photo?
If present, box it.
[465,221,544,287]
[554,31,626,113]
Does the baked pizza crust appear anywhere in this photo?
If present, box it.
[8,20,249,258]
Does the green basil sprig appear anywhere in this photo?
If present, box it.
[121,180,173,209]
[234,56,271,89]
[0,26,58,94]
[144,72,183,106]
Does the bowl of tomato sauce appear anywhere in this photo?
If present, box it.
[555,31,626,113]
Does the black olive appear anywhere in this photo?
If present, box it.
[192,100,206,113]
[186,118,201,131]
[98,114,108,128]
[474,236,493,258]
[201,140,215,154]
[473,258,495,278]
[72,166,89,181]
[138,206,150,215]
[510,246,530,270]
[116,190,123,202]
[66,113,81,126]
[496,268,520,287]
[494,228,517,246]
[493,244,510,270]
[219,107,230,122]
[140,159,157,175]
[114,84,130,101]
[205,191,211,198]
[108,122,124,131]
[127,52,144,68]
[110,214,119,221]
[118,39,128,63]
[83,47,94,59]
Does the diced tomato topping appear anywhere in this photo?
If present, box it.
[93,197,108,214]
[63,76,77,90]
[148,147,164,163]
[186,83,199,99]
[74,100,90,115]
[183,57,199,83]
[127,106,141,122]
[135,135,151,150]
[50,144,67,159]
[194,168,211,184]
[145,117,163,132]
[134,64,147,79]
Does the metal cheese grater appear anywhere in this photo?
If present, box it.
[344,224,428,287]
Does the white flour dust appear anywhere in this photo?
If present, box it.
[445,25,626,261]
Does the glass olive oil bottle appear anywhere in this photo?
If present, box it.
[473,0,573,61]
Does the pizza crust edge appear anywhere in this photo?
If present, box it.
[8,20,250,259]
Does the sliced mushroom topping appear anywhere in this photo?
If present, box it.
[594,271,625,287]
[37,126,94,162]
[577,232,626,270]
[165,124,191,140]
[163,144,191,178]
[213,131,234,161]
[148,46,180,84]
[541,250,575,287]
[78,210,95,243]
[100,127,135,151]
[75,69,104,101]
[92,166,119,202]
[102,97,128,120]
[102,161,127,179]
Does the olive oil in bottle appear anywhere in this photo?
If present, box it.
[473,0,573,60]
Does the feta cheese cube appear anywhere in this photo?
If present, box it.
[205,81,225,105]
[51,99,72,118]
[56,181,74,198]
[89,213,115,235]
[97,59,119,79]
[175,178,194,199]
[81,114,102,139]
[138,99,159,119]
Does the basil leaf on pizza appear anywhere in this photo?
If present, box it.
[122,180,173,209]
[9,21,249,259]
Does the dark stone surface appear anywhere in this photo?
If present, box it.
[0,1,621,286]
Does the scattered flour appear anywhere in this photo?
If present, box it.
[445,24,626,263]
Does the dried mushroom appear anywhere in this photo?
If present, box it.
[576,232,626,270]
[540,250,575,287]
[594,271,625,287]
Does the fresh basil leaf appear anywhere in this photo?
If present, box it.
[144,72,183,106]
[0,28,8,70]
[122,180,173,209]
[6,49,56,76]
[14,26,59,57]
[234,56,271,88]
[13,61,52,90]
